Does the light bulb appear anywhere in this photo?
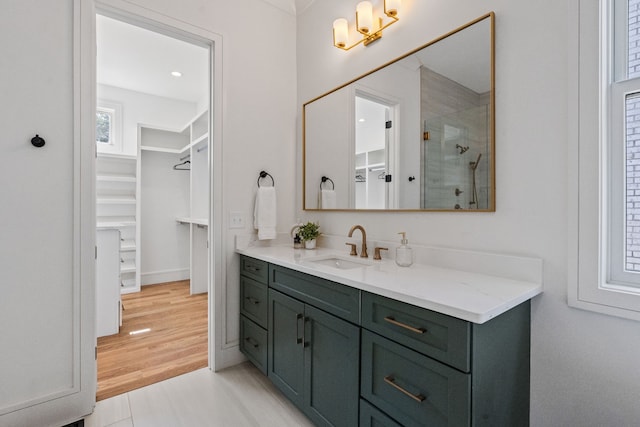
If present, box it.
[356,1,373,34]
[385,0,401,17]
[333,18,349,48]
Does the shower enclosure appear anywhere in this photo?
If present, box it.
[420,63,491,210]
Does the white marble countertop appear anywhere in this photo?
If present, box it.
[237,245,543,324]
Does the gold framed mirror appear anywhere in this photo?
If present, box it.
[303,12,495,211]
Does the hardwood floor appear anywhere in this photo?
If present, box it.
[97,280,208,401]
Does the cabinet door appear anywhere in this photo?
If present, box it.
[304,305,359,427]
[97,229,121,337]
[268,289,305,407]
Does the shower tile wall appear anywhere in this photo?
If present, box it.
[421,67,490,209]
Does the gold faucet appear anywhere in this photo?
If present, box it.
[348,225,368,258]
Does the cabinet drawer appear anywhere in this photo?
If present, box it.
[270,265,360,324]
[240,276,268,328]
[240,315,268,375]
[359,399,402,427]
[361,330,470,427]
[362,292,470,372]
[240,255,268,283]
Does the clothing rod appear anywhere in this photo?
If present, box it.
[180,154,191,161]
[197,145,209,153]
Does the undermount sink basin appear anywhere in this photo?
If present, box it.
[304,255,373,270]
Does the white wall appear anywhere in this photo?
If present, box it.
[297,1,640,426]
[140,150,190,283]
[304,85,351,208]
[97,84,198,156]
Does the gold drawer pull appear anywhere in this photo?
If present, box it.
[384,375,425,403]
[383,316,426,334]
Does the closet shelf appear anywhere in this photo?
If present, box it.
[97,217,136,228]
[140,146,182,154]
[97,196,136,205]
[120,262,136,274]
[191,133,209,147]
[176,217,208,226]
[120,240,136,252]
[97,152,136,160]
[96,153,140,294]
[97,174,136,183]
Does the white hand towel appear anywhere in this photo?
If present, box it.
[319,189,336,209]
[254,186,277,240]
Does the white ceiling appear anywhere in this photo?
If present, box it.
[96,14,209,104]
[96,0,314,103]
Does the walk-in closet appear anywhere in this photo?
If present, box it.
[94,12,211,399]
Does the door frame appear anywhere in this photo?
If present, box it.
[351,86,400,209]
[94,0,224,371]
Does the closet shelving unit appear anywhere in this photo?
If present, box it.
[96,152,140,294]
[138,110,209,295]
[355,148,386,208]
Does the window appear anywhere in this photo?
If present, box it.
[570,0,640,320]
[96,107,113,144]
[95,100,122,152]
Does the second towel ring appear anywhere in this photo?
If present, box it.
[320,176,335,190]
[257,171,275,187]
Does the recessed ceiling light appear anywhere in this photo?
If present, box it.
[358,118,366,122]
[171,71,182,77]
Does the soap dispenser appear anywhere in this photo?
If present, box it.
[395,232,414,267]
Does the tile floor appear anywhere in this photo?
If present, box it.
[84,362,314,427]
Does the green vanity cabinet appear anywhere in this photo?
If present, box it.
[360,292,531,427]
[239,257,269,374]
[239,255,532,427]
[268,286,360,427]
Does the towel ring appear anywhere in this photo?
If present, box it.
[320,176,335,191]
[257,171,275,187]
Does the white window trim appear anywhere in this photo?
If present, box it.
[569,0,640,321]
[96,99,123,153]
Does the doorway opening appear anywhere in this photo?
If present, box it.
[94,11,212,401]
[354,94,396,209]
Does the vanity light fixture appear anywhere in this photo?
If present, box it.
[333,0,401,50]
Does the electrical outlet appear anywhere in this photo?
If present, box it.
[230,211,245,229]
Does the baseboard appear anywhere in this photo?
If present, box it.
[141,268,189,286]
[215,345,246,371]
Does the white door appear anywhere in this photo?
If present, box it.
[0,1,95,426]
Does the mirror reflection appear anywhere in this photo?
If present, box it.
[303,13,494,211]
